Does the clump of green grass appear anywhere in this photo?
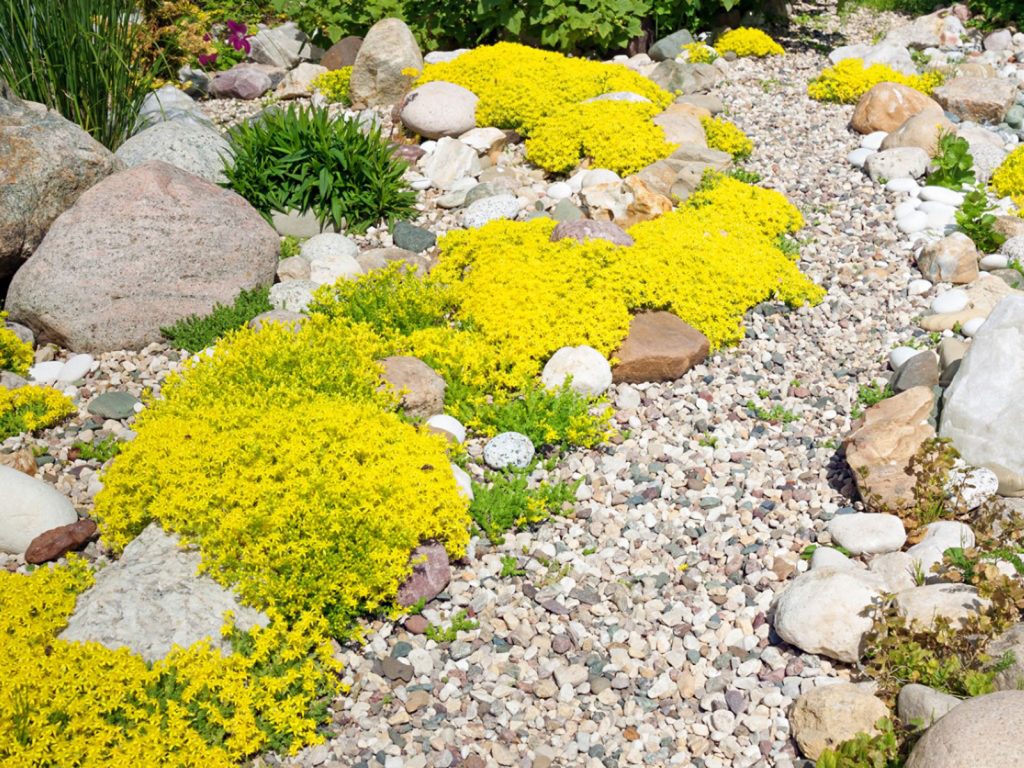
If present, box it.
[470,469,580,544]
[160,286,272,353]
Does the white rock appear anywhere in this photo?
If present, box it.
[422,137,480,190]
[301,233,362,285]
[29,360,64,383]
[450,463,473,500]
[869,552,917,592]
[947,463,999,509]
[617,387,642,410]
[269,280,317,313]
[483,432,535,469]
[906,520,976,574]
[828,512,907,555]
[401,81,478,139]
[541,346,613,396]
[919,186,965,206]
[961,316,985,336]
[301,232,358,262]
[0,465,79,554]
[898,211,929,233]
[462,194,520,228]
[890,345,921,369]
[897,684,962,726]
[459,127,507,155]
[866,147,929,182]
[980,253,1009,270]
[547,181,573,200]
[931,288,969,314]
[908,278,933,296]
[895,200,921,218]
[918,201,957,217]
[772,568,885,663]
[567,170,588,193]
[581,169,620,188]
[861,131,888,150]
[896,583,988,630]
[810,546,861,570]
[426,414,466,444]
[886,178,921,195]
[848,147,875,167]
[54,353,95,383]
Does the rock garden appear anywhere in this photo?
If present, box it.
[2,0,1024,765]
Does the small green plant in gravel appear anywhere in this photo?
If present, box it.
[800,543,852,560]
[469,470,580,544]
[71,436,121,463]
[815,717,922,768]
[927,133,975,191]
[726,168,763,184]
[745,399,798,424]
[424,610,478,643]
[852,382,894,418]
[956,189,1006,254]
[160,286,272,353]
[280,235,303,260]
[499,554,526,578]
[224,105,416,234]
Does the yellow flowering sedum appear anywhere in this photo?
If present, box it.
[525,100,676,176]
[701,116,753,159]
[0,311,32,376]
[807,58,945,103]
[310,66,352,104]
[715,28,784,57]
[0,559,342,766]
[0,384,77,440]
[683,42,718,64]
[416,42,672,136]
[990,144,1024,213]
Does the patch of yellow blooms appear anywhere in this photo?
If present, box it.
[683,42,718,64]
[807,58,945,103]
[0,558,341,766]
[991,144,1024,214]
[0,384,77,441]
[0,312,32,376]
[715,28,785,57]
[701,116,753,159]
[310,66,352,104]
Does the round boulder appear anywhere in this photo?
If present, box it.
[379,356,446,419]
[541,345,613,396]
[906,690,1024,768]
[5,161,279,352]
[483,432,535,470]
[1,465,78,554]
[850,82,943,134]
[114,120,233,184]
[401,81,478,139]
[791,684,889,759]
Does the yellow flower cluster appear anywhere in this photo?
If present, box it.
[701,116,753,159]
[432,174,822,354]
[310,66,352,104]
[0,384,77,440]
[683,42,718,64]
[807,58,945,103]
[415,42,672,135]
[0,312,32,376]
[0,559,342,767]
[94,318,469,639]
[525,100,676,176]
[715,28,785,57]
[991,144,1024,213]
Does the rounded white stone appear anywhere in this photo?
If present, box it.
[960,316,984,336]
[931,288,969,315]
[55,353,95,383]
[427,414,466,444]
[895,200,921,218]
[483,432,535,469]
[980,253,1009,270]
[847,147,875,168]
[898,211,929,233]
[541,345,613,396]
[420,140,437,153]
[887,178,921,195]
[919,186,965,206]
[547,181,573,200]
[29,360,64,383]
[828,512,907,555]
[908,278,933,296]
[410,178,432,191]
[581,169,621,188]
[890,346,921,369]
[0,465,78,554]
[450,463,474,500]
[861,131,888,150]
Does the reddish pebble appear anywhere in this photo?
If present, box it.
[25,519,97,564]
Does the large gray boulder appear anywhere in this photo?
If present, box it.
[350,18,422,107]
[0,89,119,279]
[941,297,1024,490]
[114,120,233,184]
[6,161,278,352]
[135,84,213,132]
[249,21,314,69]
[906,691,1024,768]
[60,524,268,662]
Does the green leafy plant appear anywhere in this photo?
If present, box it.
[956,189,1006,254]
[815,717,922,768]
[0,0,154,149]
[160,286,272,353]
[499,554,526,578]
[424,609,478,643]
[469,470,580,544]
[927,133,975,191]
[280,236,303,260]
[852,382,894,419]
[224,105,416,234]
[71,436,122,463]
[745,399,798,424]
[800,544,853,560]
[726,168,763,184]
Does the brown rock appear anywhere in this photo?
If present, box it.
[629,159,684,199]
[850,82,943,134]
[321,35,362,70]
[24,519,97,564]
[652,104,707,146]
[396,542,451,606]
[916,232,979,284]
[934,76,1017,123]
[357,246,431,276]
[0,449,36,476]
[612,311,709,383]
[5,161,279,352]
[790,684,889,759]
[622,177,674,226]
[844,386,935,511]
[995,215,1024,240]
[379,355,446,419]
[881,111,956,156]
[404,614,429,634]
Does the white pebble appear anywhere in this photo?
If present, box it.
[908,278,933,296]
[889,346,920,369]
[547,181,572,200]
[980,253,1008,270]
[897,211,929,233]
[961,316,985,336]
[919,186,965,206]
[931,288,969,315]
[29,360,64,383]
[420,140,438,153]
[861,131,888,150]
[427,414,466,443]
[894,200,920,218]
[56,353,95,383]
[886,178,920,195]
[450,463,473,500]
[847,147,875,168]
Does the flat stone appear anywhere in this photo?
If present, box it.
[24,518,97,564]
[827,512,907,555]
[612,311,709,384]
[392,221,436,252]
[865,147,930,182]
[896,583,989,630]
[550,219,633,246]
[462,194,519,228]
[934,76,1017,123]
[396,542,451,607]
[87,391,140,420]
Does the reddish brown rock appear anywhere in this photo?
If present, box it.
[396,542,451,607]
[321,36,362,70]
[24,519,97,564]
[844,386,935,511]
[404,615,429,634]
[0,448,36,476]
[612,311,710,383]
[850,83,943,134]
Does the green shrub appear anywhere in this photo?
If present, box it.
[0,0,154,149]
[815,717,920,768]
[160,285,273,353]
[956,189,1006,254]
[223,105,416,234]
[928,133,975,191]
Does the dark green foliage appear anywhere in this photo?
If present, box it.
[160,286,272,353]
[927,133,975,191]
[223,105,416,234]
[965,0,1021,28]
[815,718,922,768]
[956,190,1006,254]
[469,469,581,544]
[72,437,122,463]
[727,168,764,184]
[0,0,153,149]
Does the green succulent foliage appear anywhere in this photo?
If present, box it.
[469,469,580,544]
[160,286,273,353]
[223,105,416,235]
[927,133,975,191]
[815,717,920,768]
[955,189,1006,254]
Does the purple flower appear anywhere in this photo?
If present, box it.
[225,20,251,54]
[198,51,218,67]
